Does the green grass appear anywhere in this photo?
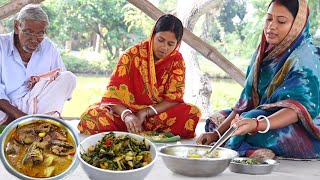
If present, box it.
[62,75,242,117]
[210,79,242,112]
[62,74,109,117]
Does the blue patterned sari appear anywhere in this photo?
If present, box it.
[206,0,320,159]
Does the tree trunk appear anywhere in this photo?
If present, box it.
[0,0,45,20]
[179,42,214,119]
[65,40,72,50]
[176,0,224,119]
[95,24,102,53]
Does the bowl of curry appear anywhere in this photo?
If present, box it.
[77,131,158,180]
[0,115,80,180]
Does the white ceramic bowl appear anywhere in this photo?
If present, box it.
[77,131,158,180]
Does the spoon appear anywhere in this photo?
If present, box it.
[206,125,238,155]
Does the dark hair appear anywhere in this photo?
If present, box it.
[268,0,299,18]
[153,14,184,43]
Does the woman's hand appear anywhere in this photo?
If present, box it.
[136,108,148,123]
[232,117,258,136]
[123,113,143,133]
[196,132,219,145]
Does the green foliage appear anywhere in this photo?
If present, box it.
[309,0,320,46]
[122,4,153,38]
[157,0,176,12]
[218,0,247,41]
[198,0,252,63]
[0,0,10,6]
[1,0,319,78]
[42,0,146,68]
[240,0,269,57]
[62,50,110,75]
[210,80,242,112]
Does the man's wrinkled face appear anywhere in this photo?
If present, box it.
[14,20,47,53]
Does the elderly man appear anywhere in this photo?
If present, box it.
[0,4,76,124]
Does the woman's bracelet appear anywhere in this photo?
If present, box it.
[148,105,158,115]
[214,129,222,139]
[122,112,132,122]
[257,115,270,133]
[121,109,132,122]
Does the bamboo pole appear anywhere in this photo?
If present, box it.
[0,0,45,20]
[127,0,245,86]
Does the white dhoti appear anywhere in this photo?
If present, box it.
[0,71,76,124]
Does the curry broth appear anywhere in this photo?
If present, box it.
[4,121,75,178]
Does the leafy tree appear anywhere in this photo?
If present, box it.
[199,0,250,61]
[308,0,320,45]
[218,0,247,41]
[122,4,153,39]
[238,1,267,58]
[43,0,146,69]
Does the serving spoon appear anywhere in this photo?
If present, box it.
[206,125,238,155]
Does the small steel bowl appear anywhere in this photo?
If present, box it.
[229,157,279,175]
[0,115,80,180]
[159,144,238,177]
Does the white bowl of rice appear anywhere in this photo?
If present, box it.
[77,131,157,180]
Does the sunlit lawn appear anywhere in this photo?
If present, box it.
[62,75,242,118]
[210,79,242,112]
[62,74,109,117]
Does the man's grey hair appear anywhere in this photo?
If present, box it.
[16,4,49,28]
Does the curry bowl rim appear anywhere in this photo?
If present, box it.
[158,144,239,161]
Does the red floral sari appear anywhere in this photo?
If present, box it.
[78,37,201,138]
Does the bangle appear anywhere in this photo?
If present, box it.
[248,118,259,135]
[148,105,158,115]
[214,129,222,139]
[122,112,132,122]
[257,115,270,133]
[121,109,132,121]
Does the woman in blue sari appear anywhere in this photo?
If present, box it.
[197,0,320,159]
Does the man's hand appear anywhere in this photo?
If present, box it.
[0,99,27,124]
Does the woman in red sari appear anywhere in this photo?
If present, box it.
[78,14,201,138]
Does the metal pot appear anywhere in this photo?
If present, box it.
[159,144,238,177]
[0,114,80,180]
